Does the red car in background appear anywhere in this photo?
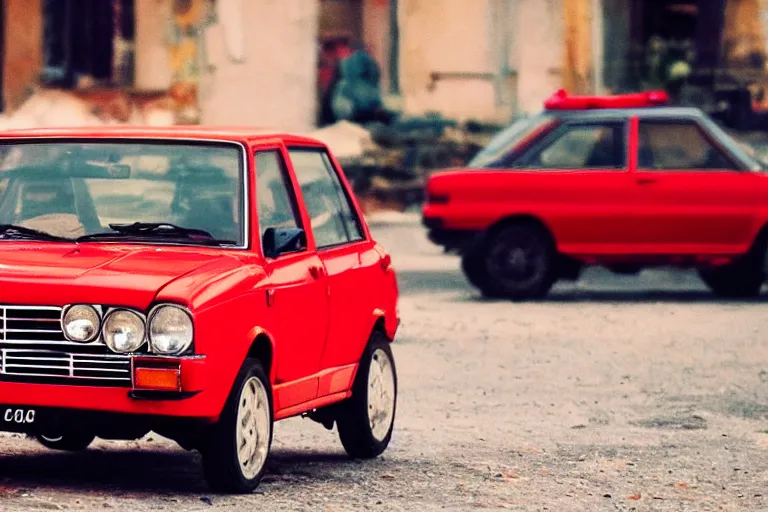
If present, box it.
[422,90,768,299]
[0,127,399,493]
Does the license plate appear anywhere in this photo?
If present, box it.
[2,407,35,425]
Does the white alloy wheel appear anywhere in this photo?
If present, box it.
[201,359,273,493]
[235,376,271,480]
[367,348,396,442]
[336,332,397,459]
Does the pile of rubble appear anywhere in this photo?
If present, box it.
[0,89,175,130]
[310,116,501,211]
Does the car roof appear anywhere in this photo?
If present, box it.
[545,106,706,121]
[0,125,326,147]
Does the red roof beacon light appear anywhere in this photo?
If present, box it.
[544,89,670,110]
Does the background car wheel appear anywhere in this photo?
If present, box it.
[476,223,556,300]
[698,239,766,298]
[460,247,487,290]
[36,431,95,451]
[698,264,764,298]
[201,359,273,494]
[336,331,397,459]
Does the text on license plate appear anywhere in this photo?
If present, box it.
[3,408,35,424]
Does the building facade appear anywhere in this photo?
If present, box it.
[1,0,767,129]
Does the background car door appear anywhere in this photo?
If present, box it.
[632,118,762,254]
[287,147,377,377]
[255,149,329,407]
[502,119,635,253]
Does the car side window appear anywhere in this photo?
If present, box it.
[517,122,625,169]
[255,150,305,252]
[288,148,365,249]
[637,120,738,171]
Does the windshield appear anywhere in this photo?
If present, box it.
[467,114,555,168]
[0,141,245,245]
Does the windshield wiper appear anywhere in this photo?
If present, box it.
[0,224,74,243]
[77,222,236,246]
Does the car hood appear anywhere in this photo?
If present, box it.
[0,242,243,309]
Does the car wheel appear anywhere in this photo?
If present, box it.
[336,331,397,459]
[36,431,95,451]
[201,359,273,493]
[698,264,764,298]
[699,240,766,298]
[460,247,487,290]
[477,223,555,300]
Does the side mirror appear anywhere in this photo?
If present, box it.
[262,227,305,259]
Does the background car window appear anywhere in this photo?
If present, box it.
[519,123,624,169]
[255,150,304,250]
[288,148,364,249]
[637,121,738,170]
[468,114,555,168]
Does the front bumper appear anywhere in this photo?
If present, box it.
[0,356,220,422]
[0,403,205,436]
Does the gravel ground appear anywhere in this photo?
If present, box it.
[1,214,768,511]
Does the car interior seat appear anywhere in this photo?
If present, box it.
[637,146,655,169]
[173,168,239,241]
[17,180,78,221]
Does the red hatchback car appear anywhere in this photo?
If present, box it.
[423,90,768,299]
[0,127,399,493]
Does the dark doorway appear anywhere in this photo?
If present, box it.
[41,0,135,88]
[629,0,727,70]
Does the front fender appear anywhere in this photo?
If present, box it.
[182,288,272,421]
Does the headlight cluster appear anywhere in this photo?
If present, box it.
[103,309,146,353]
[148,305,194,355]
[62,304,194,356]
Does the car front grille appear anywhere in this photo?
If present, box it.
[0,306,132,387]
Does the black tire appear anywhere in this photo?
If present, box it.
[460,247,486,290]
[201,359,273,494]
[336,331,397,459]
[474,223,556,300]
[698,264,764,298]
[698,239,766,298]
[36,432,95,451]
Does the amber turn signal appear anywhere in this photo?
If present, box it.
[133,367,181,391]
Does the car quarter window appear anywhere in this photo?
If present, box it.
[287,148,365,249]
[637,120,739,171]
[255,150,305,252]
[516,122,626,169]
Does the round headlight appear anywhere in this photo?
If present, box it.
[149,305,193,355]
[62,305,100,342]
[103,309,146,353]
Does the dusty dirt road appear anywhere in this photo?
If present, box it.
[1,213,767,511]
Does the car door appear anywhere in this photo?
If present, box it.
[631,117,762,253]
[501,118,635,253]
[254,148,329,407]
[286,147,378,380]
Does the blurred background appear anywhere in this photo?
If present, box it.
[2,0,768,212]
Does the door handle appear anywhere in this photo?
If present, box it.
[636,177,657,185]
[309,264,325,279]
